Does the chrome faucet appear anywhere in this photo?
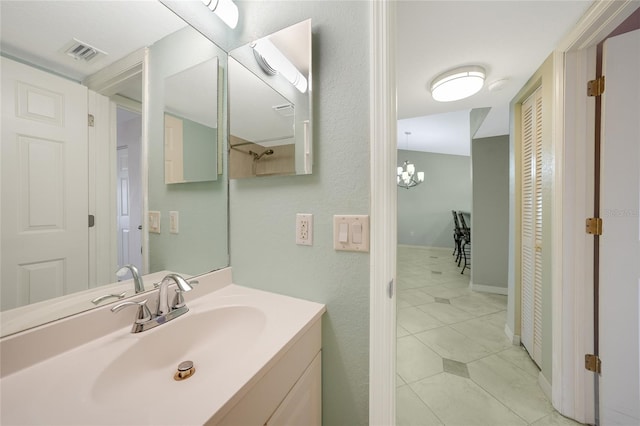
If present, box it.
[111,273,193,333]
[156,273,193,316]
[116,264,144,294]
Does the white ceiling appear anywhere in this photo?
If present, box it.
[0,1,186,82]
[396,0,594,156]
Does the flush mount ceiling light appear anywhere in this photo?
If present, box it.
[430,65,485,102]
[201,0,239,29]
[251,38,308,93]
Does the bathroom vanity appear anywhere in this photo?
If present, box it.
[0,268,325,425]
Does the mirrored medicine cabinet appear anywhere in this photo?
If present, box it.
[228,19,312,179]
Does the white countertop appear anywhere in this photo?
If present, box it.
[0,269,325,425]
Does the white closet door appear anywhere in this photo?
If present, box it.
[521,86,543,366]
[599,28,640,425]
[1,57,89,310]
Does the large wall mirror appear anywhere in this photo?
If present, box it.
[0,1,228,337]
[228,19,312,178]
[164,57,219,184]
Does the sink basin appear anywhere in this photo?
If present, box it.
[0,283,325,425]
[91,305,266,405]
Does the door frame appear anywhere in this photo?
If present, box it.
[554,1,638,423]
[368,1,639,425]
[369,1,397,425]
[85,48,150,276]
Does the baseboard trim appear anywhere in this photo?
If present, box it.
[538,372,552,401]
[504,324,521,346]
[470,282,508,295]
[397,244,450,251]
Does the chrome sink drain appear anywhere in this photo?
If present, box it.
[174,360,195,381]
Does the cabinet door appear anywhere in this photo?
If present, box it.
[266,352,321,426]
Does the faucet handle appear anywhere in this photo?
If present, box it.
[111,299,152,324]
[172,289,186,309]
[171,279,199,310]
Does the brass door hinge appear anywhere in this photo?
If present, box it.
[586,217,603,235]
[585,354,601,373]
[587,76,605,97]
[88,114,95,127]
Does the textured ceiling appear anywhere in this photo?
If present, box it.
[396,0,594,155]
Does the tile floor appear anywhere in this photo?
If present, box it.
[396,245,583,426]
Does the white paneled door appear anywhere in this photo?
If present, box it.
[1,57,89,310]
[521,86,543,367]
[599,28,640,425]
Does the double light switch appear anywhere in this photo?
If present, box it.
[333,215,369,252]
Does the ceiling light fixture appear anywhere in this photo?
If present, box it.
[251,38,308,93]
[397,132,424,189]
[201,0,239,29]
[430,65,485,102]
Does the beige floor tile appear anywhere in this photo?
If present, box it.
[482,310,508,327]
[411,373,527,426]
[415,326,492,363]
[397,385,444,426]
[396,245,581,426]
[441,279,471,289]
[450,315,513,353]
[450,292,506,316]
[398,306,445,334]
[421,285,472,300]
[397,374,407,387]
[496,345,540,379]
[398,288,436,307]
[418,302,475,325]
[397,335,443,383]
[530,411,586,425]
[468,354,554,423]
[397,323,411,338]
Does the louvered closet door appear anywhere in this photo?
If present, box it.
[520,87,543,366]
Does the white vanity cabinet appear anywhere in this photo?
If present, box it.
[266,353,322,425]
[0,274,326,426]
[210,317,323,426]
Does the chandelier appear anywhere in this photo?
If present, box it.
[397,132,424,189]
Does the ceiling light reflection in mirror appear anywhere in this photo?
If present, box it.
[228,19,312,179]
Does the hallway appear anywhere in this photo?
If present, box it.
[396,245,581,426]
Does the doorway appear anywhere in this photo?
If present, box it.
[371,3,640,425]
[115,107,143,278]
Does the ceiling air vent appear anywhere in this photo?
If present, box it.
[272,104,294,117]
[63,39,106,63]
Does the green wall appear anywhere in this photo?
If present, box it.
[225,2,371,424]
[397,150,471,249]
[471,135,509,291]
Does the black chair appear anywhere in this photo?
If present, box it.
[451,210,464,264]
[458,212,471,274]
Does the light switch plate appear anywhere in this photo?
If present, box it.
[333,215,369,252]
[169,211,179,234]
[149,211,161,234]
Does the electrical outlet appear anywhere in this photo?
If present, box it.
[296,213,313,246]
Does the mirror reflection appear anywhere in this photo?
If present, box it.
[229,19,312,179]
[164,57,219,184]
[0,1,229,337]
